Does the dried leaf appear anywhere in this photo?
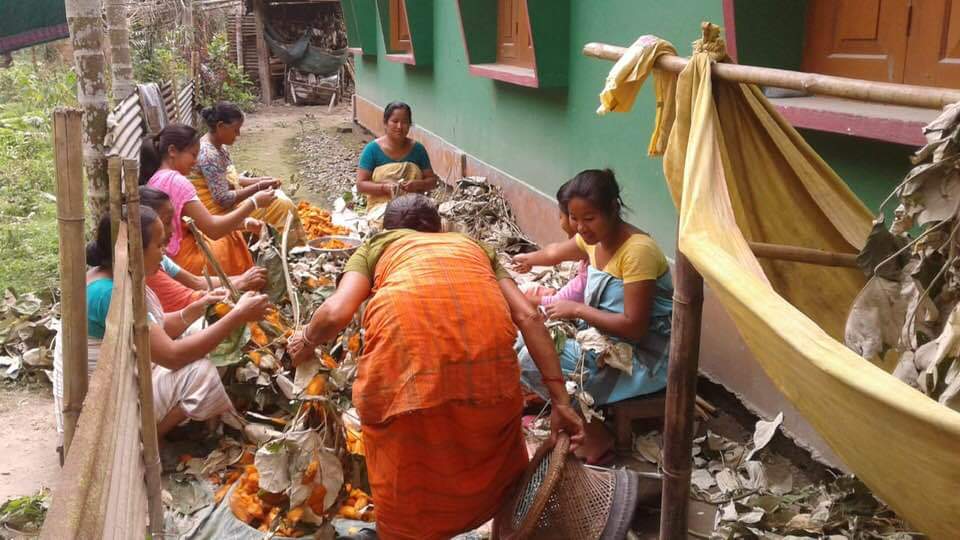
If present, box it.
[255,441,291,494]
[746,412,783,461]
[690,468,716,491]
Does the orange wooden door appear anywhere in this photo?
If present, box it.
[497,0,533,67]
[802,0,911,83]
[903,0,960,87]
[390,0,411,52]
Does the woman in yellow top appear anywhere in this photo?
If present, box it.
[513,168,674,462]
[191,102,303,240]
[356,101,439,209]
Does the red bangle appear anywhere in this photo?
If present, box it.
[542,376,565,384]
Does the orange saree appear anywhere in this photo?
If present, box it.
[353,233,528,539]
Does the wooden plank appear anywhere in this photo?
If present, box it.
[253,0,273,103]
[123,160,165,537]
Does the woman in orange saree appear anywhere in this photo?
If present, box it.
[288,194,583,540]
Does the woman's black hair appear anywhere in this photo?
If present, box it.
[138,124,200,185]
[86,206,160,268]
[200,101,244,130]
[562,168,628,219]
[556,178,575,214]
[383,101,413,125]
[383,194,441,233]
[138,186,171,212]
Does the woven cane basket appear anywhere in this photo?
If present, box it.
[493,434,639,540]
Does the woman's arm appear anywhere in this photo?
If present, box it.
[173,266,267,293]
[181,188,275,240]
[513,238,585,271]
[150,291,269,370]
[288,272,372,365]
[499,278,584,449]
[356,168,395,198]
[545,280,654,342]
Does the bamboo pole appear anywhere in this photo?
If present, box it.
[122,159,165,537]
[582,42,960,110]
[108,157,123,251]
[54,108,88,455]
[659,248,704,540]
[748,241,859,268]
[183,217,241,302]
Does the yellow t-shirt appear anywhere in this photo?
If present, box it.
[575,233,668,284]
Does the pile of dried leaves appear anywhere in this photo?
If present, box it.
[845,102,960,410]
[0,289,56,383]
[634,415,913,539]
[438,177,537,256]
[162,221,369,538]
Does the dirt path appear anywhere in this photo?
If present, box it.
[0,384,59,501]
[230,102,369,205]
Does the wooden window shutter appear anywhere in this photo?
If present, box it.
[903,0,960,88]
[497,0,534,68]
[802,0,910,83]
[390,0,411,52]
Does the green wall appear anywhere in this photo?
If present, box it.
[353,0,915,252]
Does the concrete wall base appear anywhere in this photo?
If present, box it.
[354,93,848,470]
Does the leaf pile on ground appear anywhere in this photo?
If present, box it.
[0,488,50,537]
[633,414,915,539]
[845,102,960,411]
[0,289,57,383]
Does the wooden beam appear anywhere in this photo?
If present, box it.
[53,108,88,455]
[582,42,960,110]
[748,241,859,268]
[122,159,165,537]
[659,248,704,540]
[253,0,273,104]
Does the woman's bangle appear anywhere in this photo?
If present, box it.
[250,197,259,210]
[179,309,190,325]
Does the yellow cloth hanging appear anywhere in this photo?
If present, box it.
[599,26,960,539]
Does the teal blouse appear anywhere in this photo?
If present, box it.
[87,278,114,340]
[358,140,432,172]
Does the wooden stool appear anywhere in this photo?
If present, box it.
[608,391,667,453]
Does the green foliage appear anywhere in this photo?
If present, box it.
[198,32,256,111]
[132,28,190,84]
[0,488,50,534]
[0,55,76,292]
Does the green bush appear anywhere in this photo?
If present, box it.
[132,28,190,84]
[198,32,256,111]
[0,54,76,292]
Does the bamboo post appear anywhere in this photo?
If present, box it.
[748,241,859,268]
[253,0,273,104]
[582,42,960,109]
[122,159,165,537]
[659,248,704,540]
[183,217,241,301]
[108,157,123,251]
[54,108,88,454]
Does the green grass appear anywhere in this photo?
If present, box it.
[0,202,60,293]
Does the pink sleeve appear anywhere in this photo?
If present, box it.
[540,262,588,306]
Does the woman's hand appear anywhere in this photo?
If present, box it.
[243,217,264,233]
[549,403,585,451]
[197,287,229,306]
[544,300,582,321]
[233,291,270,322]
[234,266,267,291]
[512,253,535,273]
[252,188,277,209]
[287,330,316,366]
[256,178,282,190]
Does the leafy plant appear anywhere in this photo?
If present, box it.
[132,28,190,84]
[0,489,50,534]
[197,32,256,111]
